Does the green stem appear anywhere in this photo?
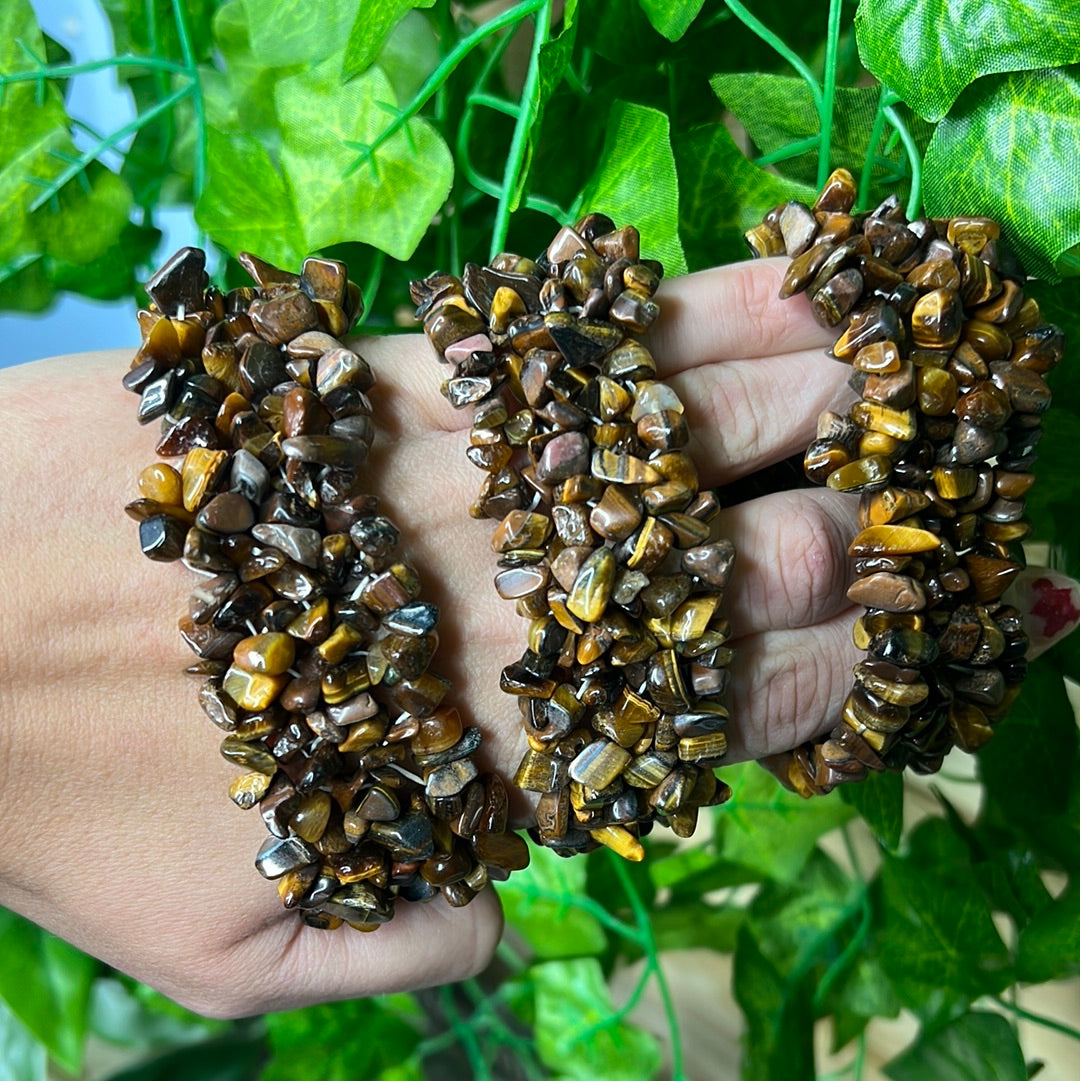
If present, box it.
[439,985,491,1079]
[997,999,1080,1043]
[0,54,189,85]
[883,103,922,219]
[489,0,552,258]
[818,0,843,188]
[354,250,385,329]
[504,881,639,940]
[523,193,569,222]
[754,134,820,167]
[456,26,518,199]
[722,0,822,112]
[170,0,206,204]
[611,855,687,1081]
[346,0,545,175]
[29,83,193,211]
[857,84,898,210]
[813,889,872,1010]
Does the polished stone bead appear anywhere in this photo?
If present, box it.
[566,547,616,622]
[249,289,318,345]
[222,664,288,710]
[826,454,892,492]
[248,522,321,568]
[948,700,993,752]
[848,524,941,557]
[491,510,552,553]
[255,834,320,879]
[811,268,863,327]
[677,731,728,763]
[229,770,273,810]
[426,758,478,799]
[181,447,229,511]
[568,739,631,789]
[137,513,187,562]
[535,431,589,483]
[853,340,900,374]
[866,626,939,667]
[962,552,1021,602]
[137,462,183,507]
[494,564,550,600]
[589,485,642,541]
[955,382,1012,429]
[846,571,926,619]
[850,401,917,441]
[233,631,296,675]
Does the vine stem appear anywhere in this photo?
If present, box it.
[610,854,687,1081]
[170,0,206,205]
[818,0,843,188]
[489,0,552,258]
[29,83,192,211]
[857,84,898,210]
[344,0,545,176]
[0,53,188,87]
[996,999,1080,1043]
[722,0,822,112]
[883,102,922,219]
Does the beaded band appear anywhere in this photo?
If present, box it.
[412,215,737,859]
[747,169,1059,796]
[123,247,528,929]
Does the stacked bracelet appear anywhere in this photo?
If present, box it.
[747,169,1059,796]
[123,246,528,929]
[412,216,736,859]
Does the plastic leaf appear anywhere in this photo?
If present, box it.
[577,100,688,276]
[923,66,1080,282]
[531,958,662,1081]
[884,1011,1027,1081]
[855,0,1080,121]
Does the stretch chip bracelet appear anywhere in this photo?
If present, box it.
[747,169,1060,796]
[412,215,737,860]
[122,246,528,929]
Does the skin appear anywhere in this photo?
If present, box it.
[1,255,1057,1018]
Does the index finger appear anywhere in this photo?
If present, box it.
[649,257,835,371]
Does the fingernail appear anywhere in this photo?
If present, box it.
[1004,566,1080,660]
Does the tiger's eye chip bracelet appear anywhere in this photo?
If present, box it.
[747,169,1061,796]
[123,246,528,929]
[413,215,737,860]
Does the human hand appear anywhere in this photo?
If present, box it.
[1,255,1073,1016]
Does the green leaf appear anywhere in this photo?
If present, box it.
[979,657,1077,824]
[261,998,421,1081]
[883,1010,1027,1081]
[651,902,745,954]
[878,821,1012,1009]
[1017,886,1080,982]
[855,0,1080,121]
[839,770,903,851]
[0,0,132,310]
[497,842,607,959]
[575,100,687,277]
[376,9,441,105]
[531,959,662,1081]
[714,762,855,883]
[710,73,933,191]
[747,850,858,979]
[922,67,1080,282]
[0,909,99,1074]
[637,0,705,42]
[89,979,225,1049]
[209,0,305,145]
[196,127,305,266]
[0,998,46,1081]
[100,0,217,64]
[239,0,361,69]
[343,0,436,83]
[673,122,816,272]
[732,925,815,1081]
[197,58,453,264]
